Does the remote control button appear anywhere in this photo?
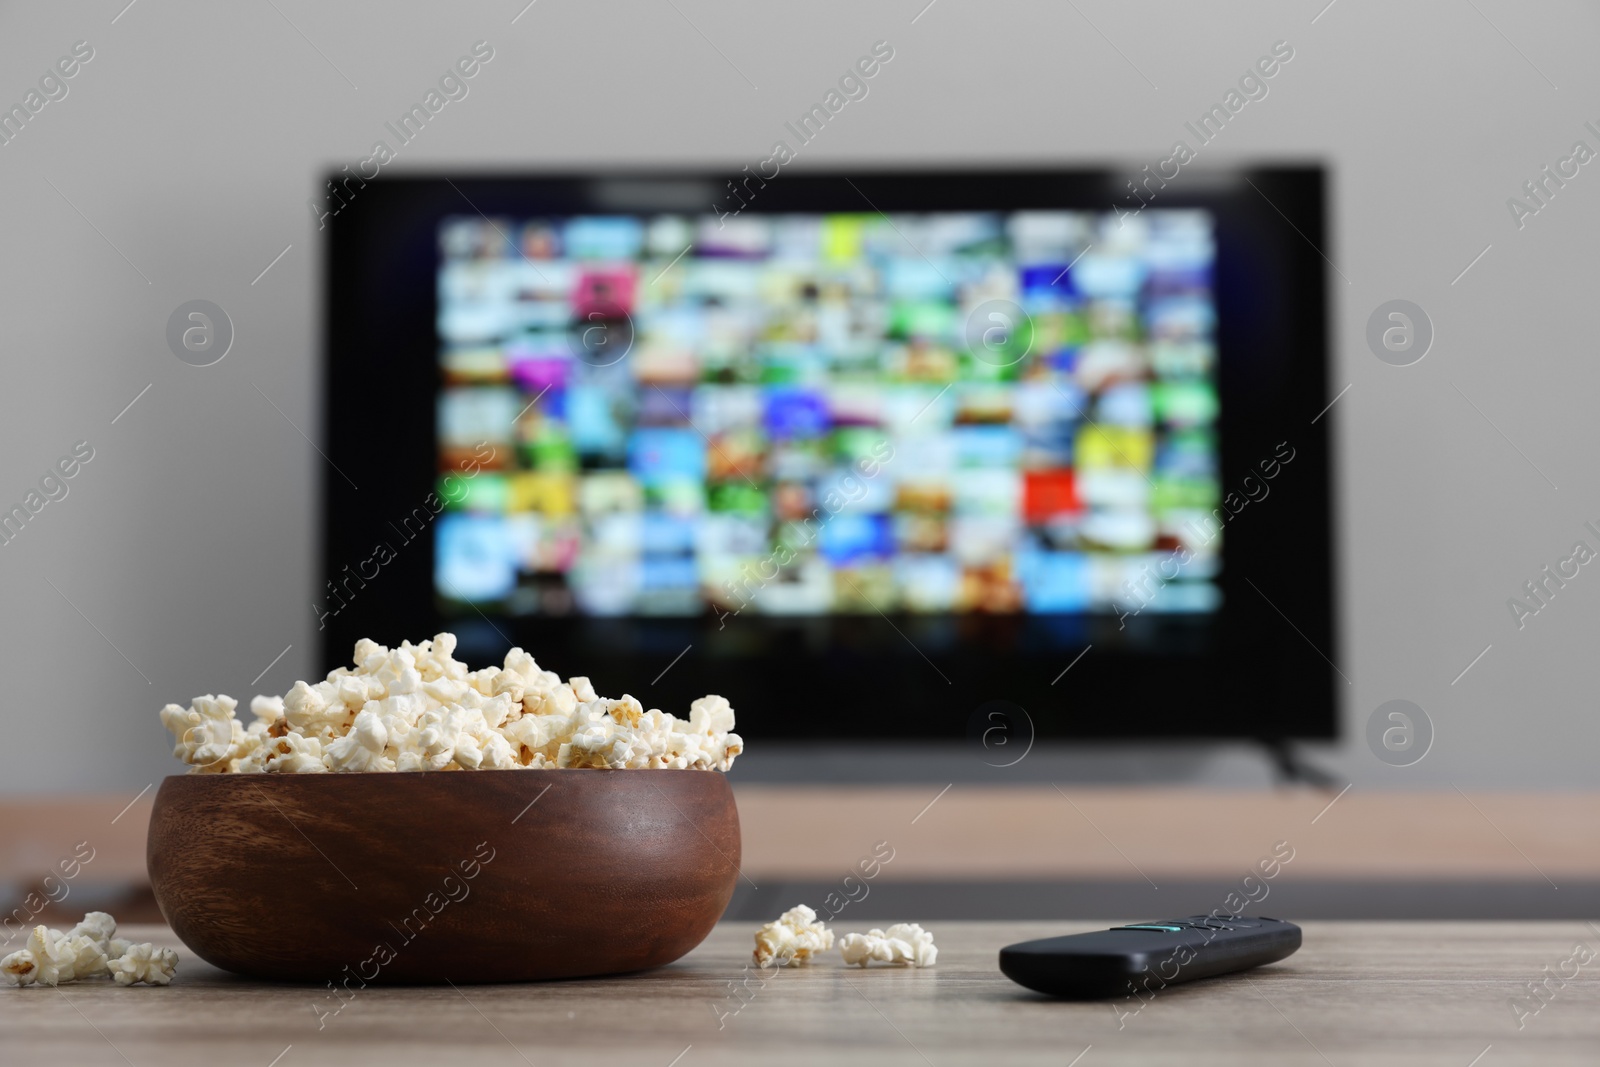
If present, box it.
[1115,924,1186,932]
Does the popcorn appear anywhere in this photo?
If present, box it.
[753,905,835,968]
[158,633,742,774]
[283,680,348,741]
[411,632,466,680]
[107,943,179,987]
[436,706,518,770]
[67,911,117,950]
[0,950,35,986]
[839,924,938,968]
[1,913,178,990]
[249,695,285,729]
[689,694,735,736]
[501,705,576,759]
[259,732,327,773]
[158,694,240,769]
[537,685,579,719]
[2,926,108,986]
[324,709,396,772]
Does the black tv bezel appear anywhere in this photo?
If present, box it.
[322,166,1336,743]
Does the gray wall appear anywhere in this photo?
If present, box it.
[2,0,1596,794]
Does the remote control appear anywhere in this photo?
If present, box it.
[999,915,1301,998]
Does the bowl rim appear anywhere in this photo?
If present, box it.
[152,766,737,788]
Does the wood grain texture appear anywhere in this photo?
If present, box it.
[4,921,1598,1065]
[146,769,740,983]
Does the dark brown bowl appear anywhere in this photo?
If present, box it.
[147,769,740,983]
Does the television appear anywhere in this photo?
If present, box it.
[322,167,1335,744]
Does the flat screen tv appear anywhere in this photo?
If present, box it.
[322,167,1335,743]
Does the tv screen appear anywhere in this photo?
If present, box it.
[323,168,1334,743]
[432,208,1224,622]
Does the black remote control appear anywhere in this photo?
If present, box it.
[999,915,1301,998]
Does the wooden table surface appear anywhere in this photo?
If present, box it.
[5,921,1598,1065]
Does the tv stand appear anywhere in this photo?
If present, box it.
[1260,739,1342,789]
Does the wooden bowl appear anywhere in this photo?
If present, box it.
[147,769,740,984]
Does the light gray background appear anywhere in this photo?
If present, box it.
[1,0,1595,795]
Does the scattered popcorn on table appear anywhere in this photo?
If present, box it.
[158,633,742,773]
[839,924,938,968]
[107,943,179,987]
[753,905,835,968]
[0,912,176,988]
[2,926,103,986]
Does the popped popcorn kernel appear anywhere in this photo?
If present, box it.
[0,950,37,987]
[108,943,179,987]
[839,923,938,968]
[753,905,835,968]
